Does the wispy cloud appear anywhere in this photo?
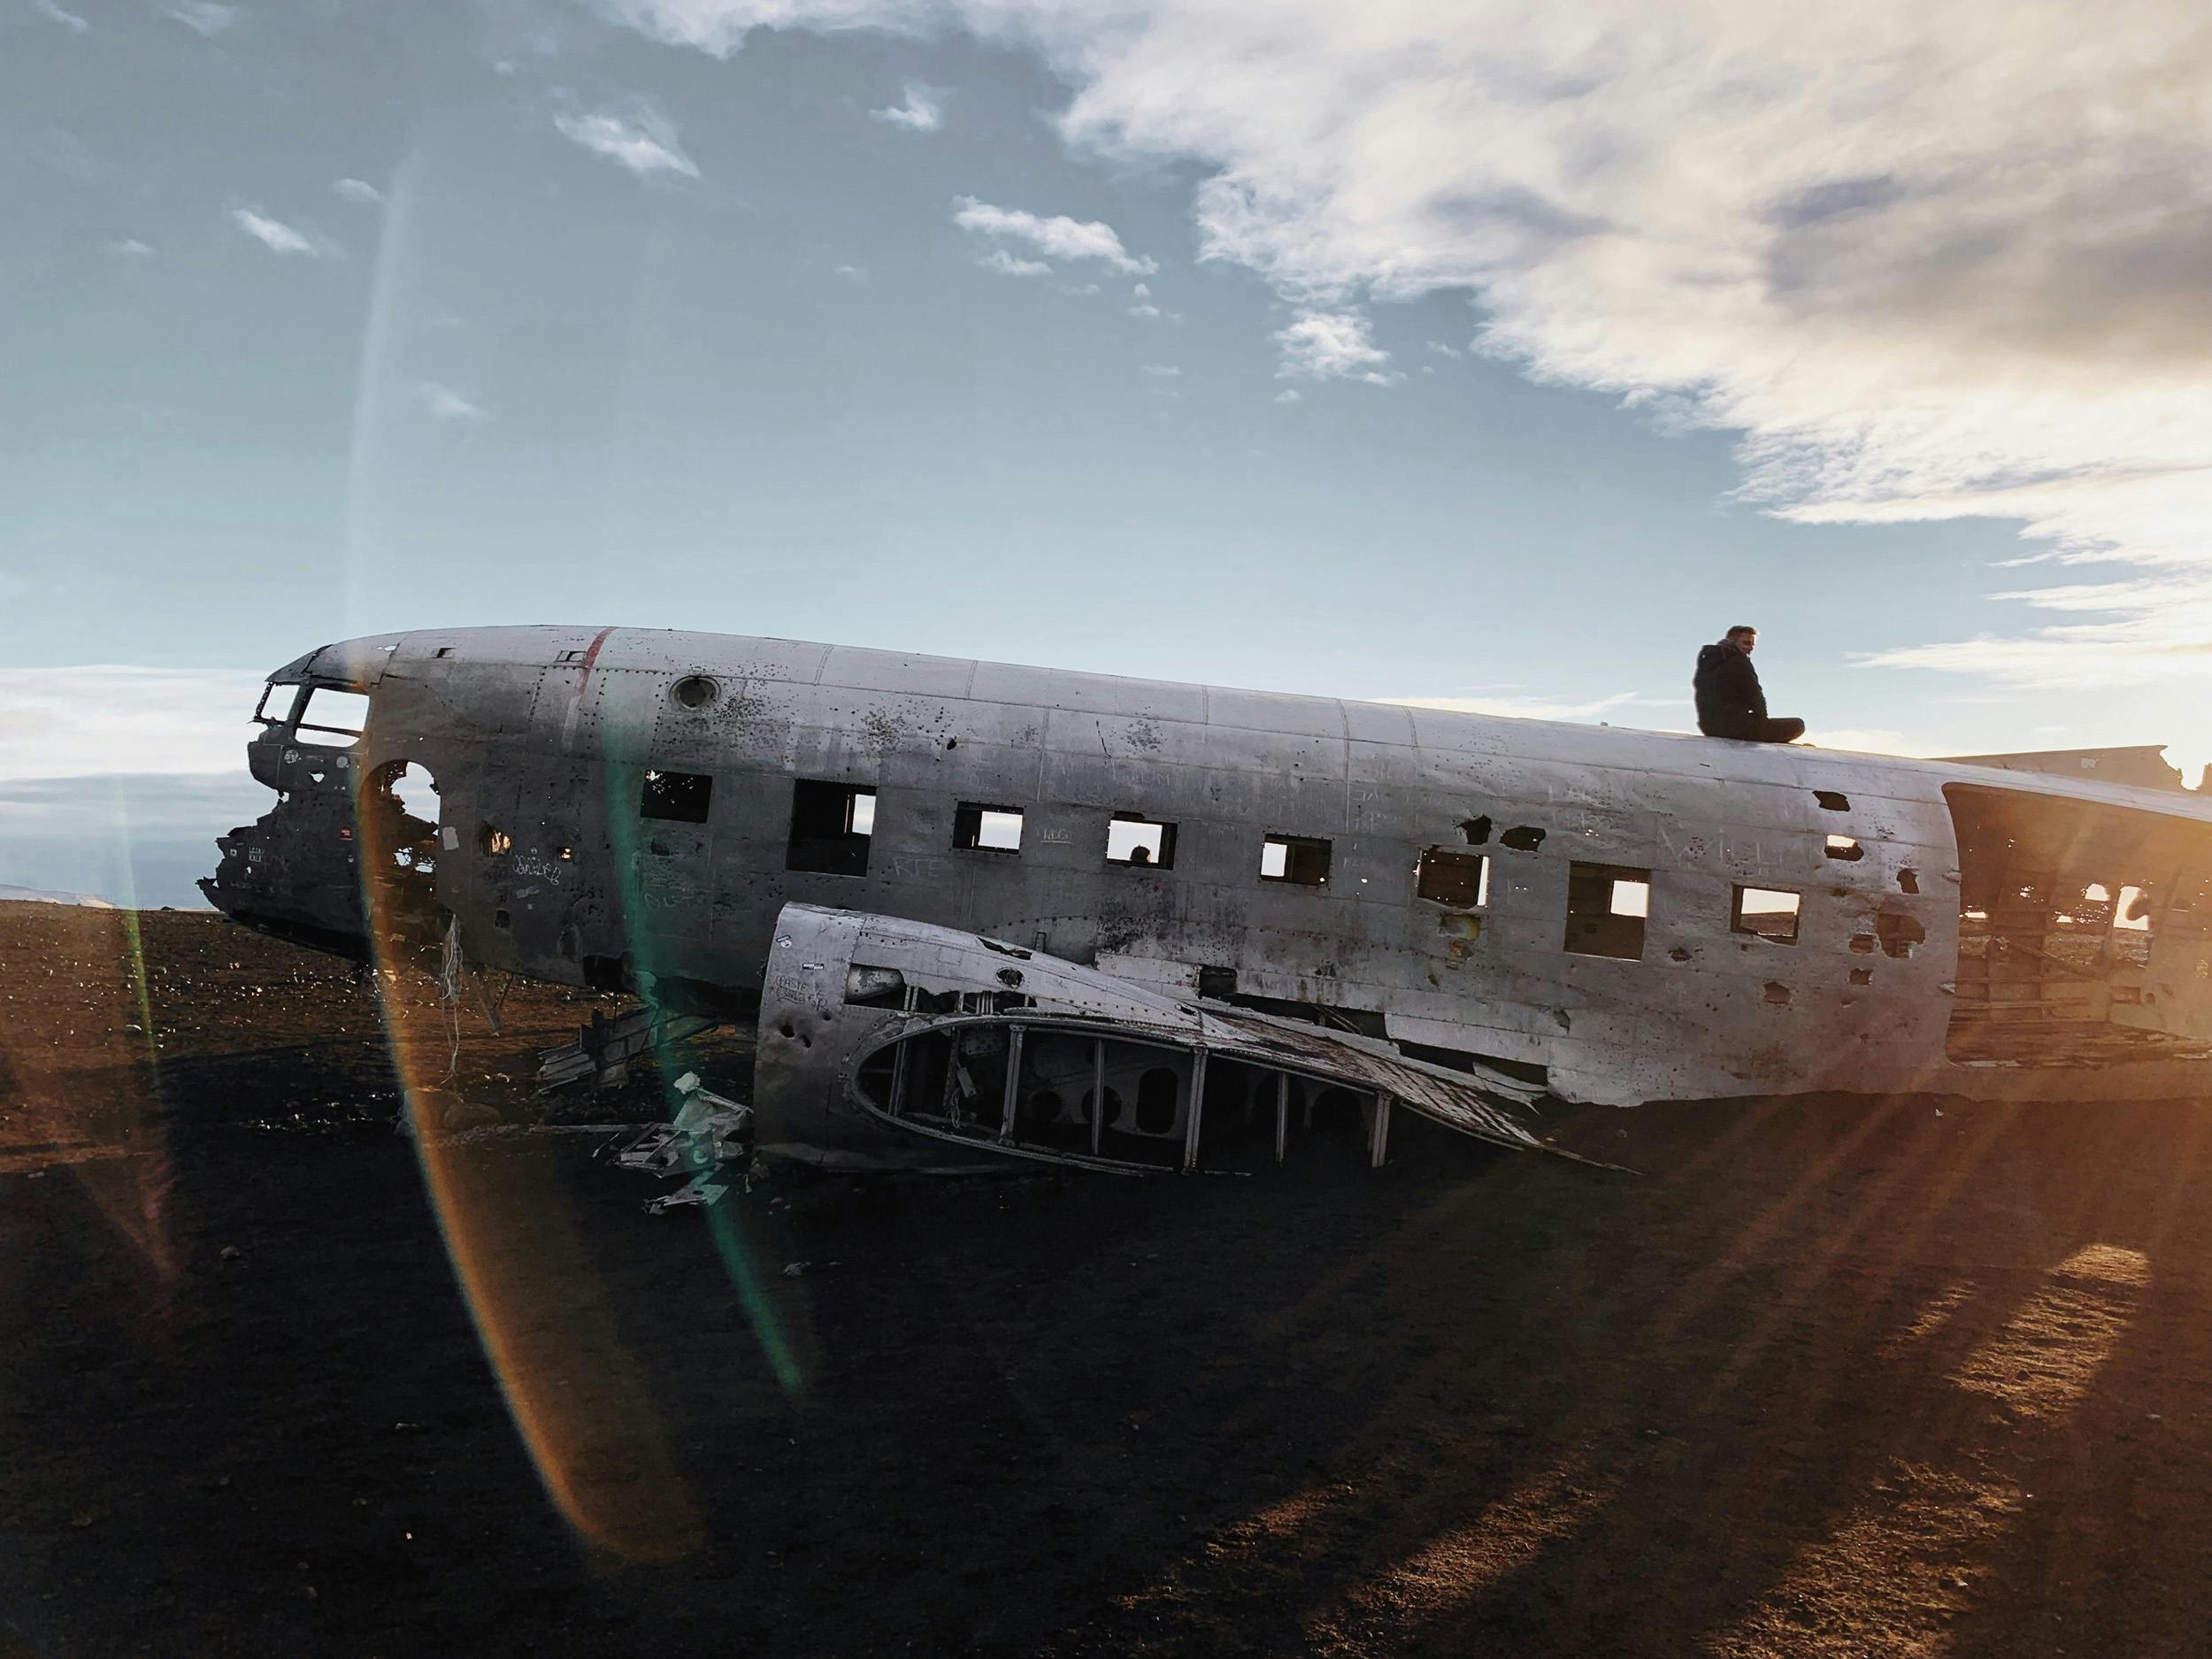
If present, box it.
[36,0,89,32]
[1273,310,1398,385]
[952,196,1155,276]
[608,0,2212,696]
[1128,303,1160,319]
[229,208,329,258]
[1809,728,1936,757]
[107,238,154,258]
[833,263,866,280]
[1426,341,1464,360]
[1273,388,1302,404]
[555,104,699,180]
[869,81,942,133]
[1142,363,1180,378]
[418,382,487,424]
[978,248,1051,279]
[162,1,238,37]
[1391,690,1676,726]
[334,177,383,206]
[0,667,269,781]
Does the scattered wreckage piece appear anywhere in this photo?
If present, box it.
[602,1071,753,1211]
[753,903,1573,1175]
[537,1006,721,1094]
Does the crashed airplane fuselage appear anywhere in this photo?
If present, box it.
[204,626,2212,1170]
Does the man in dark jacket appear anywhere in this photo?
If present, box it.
[1694,626,1806,742]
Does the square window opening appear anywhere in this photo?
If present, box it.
[1732,885,1801,943]
[1565,862,1649,958]
[787,780,876,876]
[640,769,712,824]
[1260,834,1332,886]
[1107,813,1176,869]
[954,803,1025,853]
[293,687,370,748]
[1417,848,1490,909]
[254,682,302,726]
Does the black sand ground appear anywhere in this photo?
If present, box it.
[4,903,2211,1657]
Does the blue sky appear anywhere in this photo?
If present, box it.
[7,0,2210,904]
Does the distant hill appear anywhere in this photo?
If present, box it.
[0,884,120,910]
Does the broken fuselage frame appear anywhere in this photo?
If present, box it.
[202,626,2212,1170]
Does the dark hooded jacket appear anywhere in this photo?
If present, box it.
[1694,641,1767,739]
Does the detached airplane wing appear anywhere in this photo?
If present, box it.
[752,903,1599,1174]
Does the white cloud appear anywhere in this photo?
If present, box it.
[108,238,154,258]
[1390,690,1678,726]
[1425,341,1464,360]
[952,195,1155,275]
[555,104,699,180]
[869,81,942,132]
[229,208,329,258]
[162,1,238,36]
[603,0,2212,695]
[1142,363,1179,378]
[334,177,384,206]
[1133,281,1149,297]
[419,382,487,424]
[834,263,867,280]
[1273,388,1302,403]
[1128,303,1160,319]
[37,0,89,32]
[1273,310,1399,384]
[979,248,1051,278]
[0,667,270,781]
[1806,728,1936,757]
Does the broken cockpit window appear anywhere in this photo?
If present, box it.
[1417,848,1489,909]
[954,803,1024,853]
[1107,812,1176,869]
[253,682,302,726]
[1260,834,1331,886]
[787,780,876,876]
[1565,862,1649,958]
[292,687,370,748]
[1732,886,1801,943]
[640,770,712,823]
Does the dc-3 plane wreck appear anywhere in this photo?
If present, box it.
[202,626,2212,1175]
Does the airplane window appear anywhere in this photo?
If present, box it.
[293,687,370,748]
[1260,833,1331,886]
[1564,862,1648,958]
[1732,885,1801,943]
[1417,848,1489,908]
[954,802,1024,853]
[787,780,875,876]
[1107,813,1176,868]
[253,682,302,725]
[640,769,712,823]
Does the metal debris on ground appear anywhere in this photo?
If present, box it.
[602,1071,754,1213]
[536,1006,721,1094]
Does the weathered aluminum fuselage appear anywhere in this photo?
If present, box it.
[204,625,2212,1109]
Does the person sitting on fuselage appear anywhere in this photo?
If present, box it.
[1694,626,1805,743]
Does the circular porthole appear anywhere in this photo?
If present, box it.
[671,674,719,710]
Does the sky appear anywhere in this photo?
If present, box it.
[6,0,2212,905]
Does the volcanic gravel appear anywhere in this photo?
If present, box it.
[4,902,2211,1657]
